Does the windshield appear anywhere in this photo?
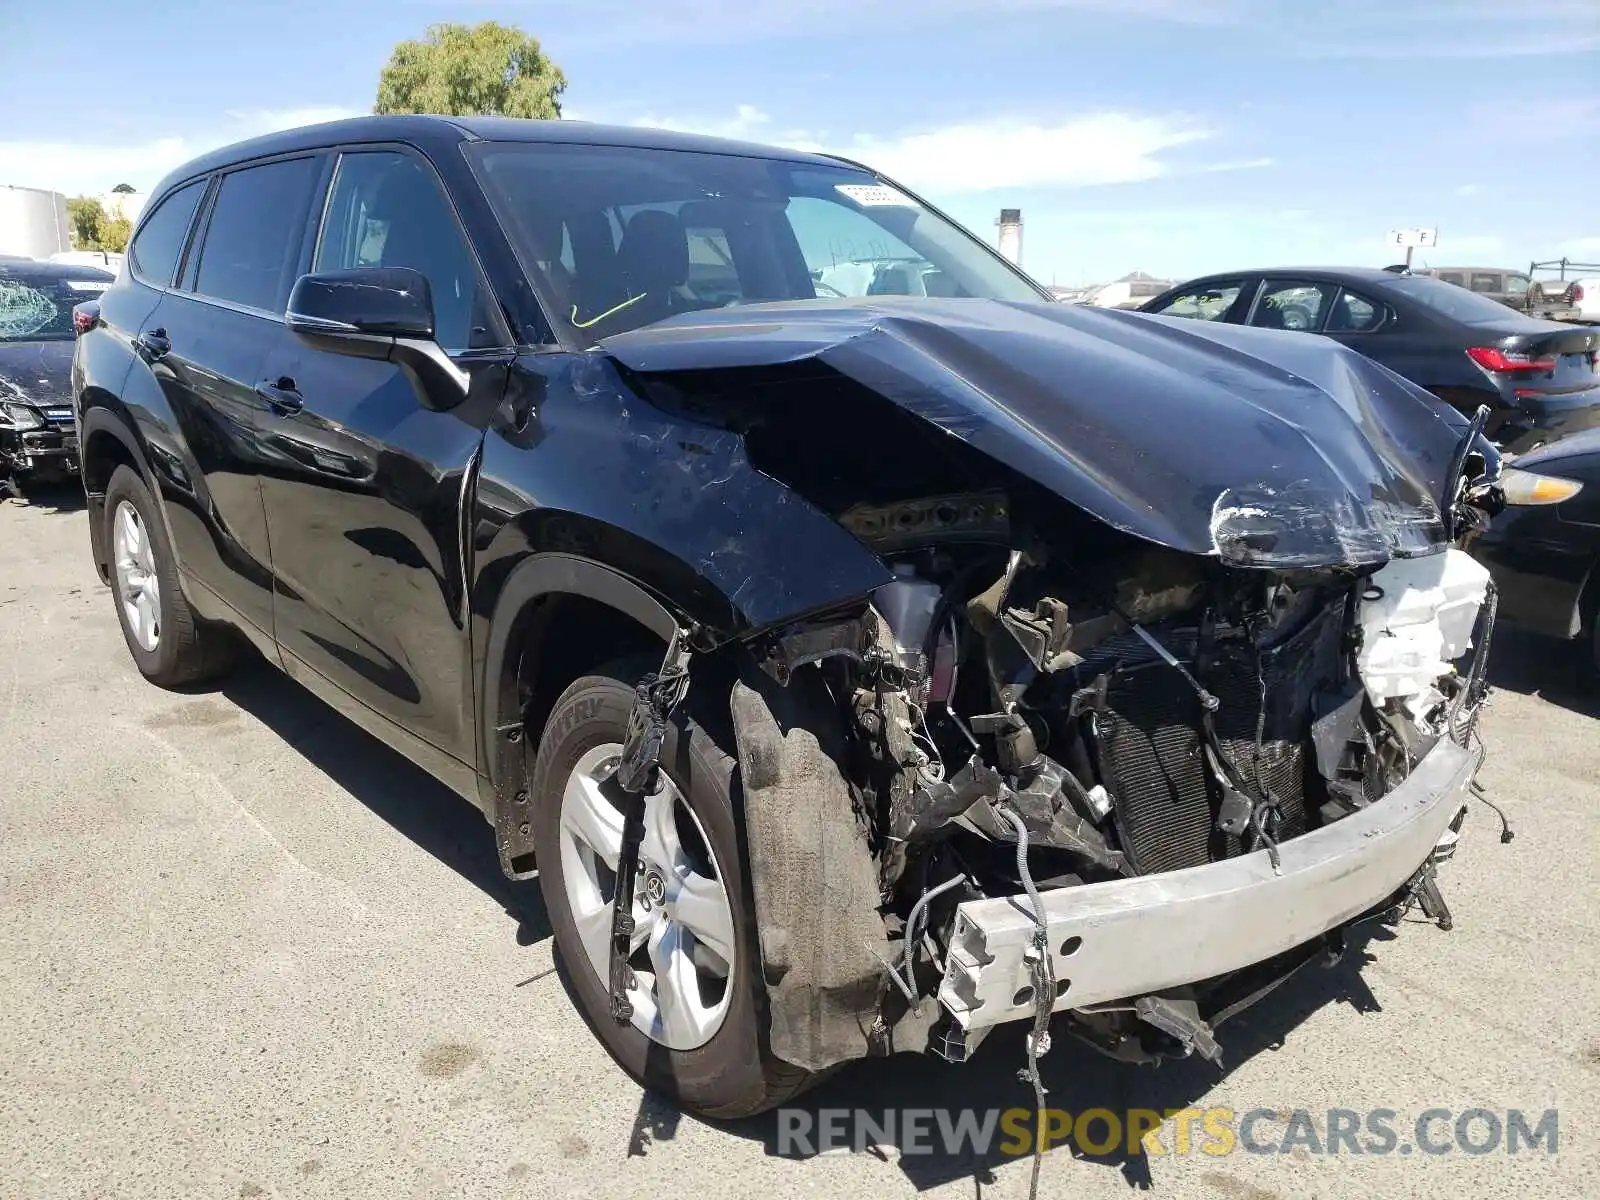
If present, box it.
[1389,275,1531,325]
[468,142,1046,344]
[0,265,112,342]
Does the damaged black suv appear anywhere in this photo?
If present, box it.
[73,116,1505,1118]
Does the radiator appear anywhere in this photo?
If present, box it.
[1084,603,1344,875]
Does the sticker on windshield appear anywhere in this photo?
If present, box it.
[835,184,913,208]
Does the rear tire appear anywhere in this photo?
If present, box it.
[530,661,815,1118]
[104,465,235,688]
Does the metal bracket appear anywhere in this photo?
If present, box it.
[601,631,694,1025]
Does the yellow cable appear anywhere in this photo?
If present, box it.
[570,292,648,330]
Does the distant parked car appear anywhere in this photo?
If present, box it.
[1,259,113,488]
[1139,267,1600,453]
[1471,431,1600,672]
[1417,266,1578,321]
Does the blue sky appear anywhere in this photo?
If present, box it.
[2,0,1596,284]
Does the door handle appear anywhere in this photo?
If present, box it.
[255,378,304,415]
[137,327,171,360]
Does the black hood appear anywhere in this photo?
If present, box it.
[0,339,75,405]
[600,299,1466,569]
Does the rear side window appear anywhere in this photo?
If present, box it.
[1250,280,1336,332]
[128,181,205,287]
[194,157,319,312]
[1438,272,1465,286]
[1326,288,1386,333]
[1469,272,1501,293]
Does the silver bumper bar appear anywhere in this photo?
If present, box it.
[938,736,1480,1031]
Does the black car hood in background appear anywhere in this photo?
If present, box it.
[600,299,1463,569]
[0,339,75,403]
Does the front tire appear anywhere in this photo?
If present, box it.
[104,465,234,687]
[530,663,814,1118]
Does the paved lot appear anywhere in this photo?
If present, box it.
[3,485,1597,1200]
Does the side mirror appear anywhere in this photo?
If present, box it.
[286,267,467,408]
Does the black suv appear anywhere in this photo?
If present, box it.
[74,116,1502,1118]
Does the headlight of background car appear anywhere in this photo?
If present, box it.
[1499,466,1583,506]
[0,400,46,430]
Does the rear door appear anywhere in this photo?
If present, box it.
[140,154,323,639]
[255,146,510,766]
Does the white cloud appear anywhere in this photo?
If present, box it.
[0,106,363,197]
[631,107,1221,192]
[1455,184,1481,197]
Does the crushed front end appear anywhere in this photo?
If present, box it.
[602,300,1507,1074]
[756,488,1499,1070]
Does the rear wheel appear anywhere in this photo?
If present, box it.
[104,465,234,687]
[530,662,814,1117]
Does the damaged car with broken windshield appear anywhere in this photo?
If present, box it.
[75,118,1506,1121]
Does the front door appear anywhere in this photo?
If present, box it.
[256,147,510,765]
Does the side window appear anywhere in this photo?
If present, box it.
[1469,272,1501,293]
[128,181,205,287]
[1505,274,1531,296]
[1326,288,1386,333]
[315,151,495,350]
[1249,280,1336,332]
[193,157,318,311]
[1439,272,1465,286]
[785,196,956,298]
[1149,281,1243,321]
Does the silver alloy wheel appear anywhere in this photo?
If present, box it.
[112,500,161,652]
[557,743,736,1051]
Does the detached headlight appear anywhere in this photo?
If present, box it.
[1500,465,1583,506]
[0,400,44,430]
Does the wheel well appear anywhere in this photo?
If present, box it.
[509,593,669,758]
[81,423,140,495]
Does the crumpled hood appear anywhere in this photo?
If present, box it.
[600,298,1465,568]
[0,339,75,404]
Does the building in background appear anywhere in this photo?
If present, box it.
[0,185,71,259]
[996,208,1022,267]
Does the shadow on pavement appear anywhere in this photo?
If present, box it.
[618,931,1399,1191]
[5,478,86,513]
[1486,625,1600,719]
[218,656,551,945]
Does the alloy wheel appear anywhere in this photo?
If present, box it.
[557,743,736,1051]
[112,500,161,652]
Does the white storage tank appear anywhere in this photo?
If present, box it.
[0,185,72,259]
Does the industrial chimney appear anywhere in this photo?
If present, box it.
[996,208,1022,267]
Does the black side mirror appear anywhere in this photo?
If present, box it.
[286,267,467,409]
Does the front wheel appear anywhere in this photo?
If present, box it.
[530,663,815,1117]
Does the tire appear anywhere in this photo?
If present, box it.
[530,661,815,1118]
[103,465,235,687]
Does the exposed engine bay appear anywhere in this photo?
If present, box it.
[741,482,1499,1069]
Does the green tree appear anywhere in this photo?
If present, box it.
[66,196,106,250]
[374,21,566,119]
[99,215,132,254]
[111,182,136,194]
